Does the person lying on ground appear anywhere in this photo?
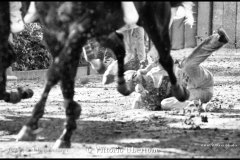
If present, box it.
[123,28,229,111]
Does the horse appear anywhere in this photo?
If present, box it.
[16,2,194,148]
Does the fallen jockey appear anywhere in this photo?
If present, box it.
[83,24,143,79]
[123,28,229,111]
[101,2,194,85]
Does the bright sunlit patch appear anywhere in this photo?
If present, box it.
[115,138,160,144]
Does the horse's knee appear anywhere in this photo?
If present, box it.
[64,100,81,120]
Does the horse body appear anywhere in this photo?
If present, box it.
[16,2,192,148]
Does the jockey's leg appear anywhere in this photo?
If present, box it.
[180,28,228,103]
[181,28,229,78]
[161,28,229,109]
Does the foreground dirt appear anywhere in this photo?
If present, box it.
[0,48,240,158]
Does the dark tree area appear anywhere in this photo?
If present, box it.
[11,23,51,71]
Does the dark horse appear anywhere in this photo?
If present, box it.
[0,3,33,104]
[16,2,191,148]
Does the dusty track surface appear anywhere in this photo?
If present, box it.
[0,48,240,158]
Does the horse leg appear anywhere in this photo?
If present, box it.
[50,31,82,148]
[17,73,58,141]
[0,2,10,100]
[0,2,33,104]
[2,44,34,104]
[0,3,10,96]
[98,33,132,96]
[137,2,189,101]
[53,79,81,149]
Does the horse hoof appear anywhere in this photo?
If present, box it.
[117,83,132,96]
[9,92,21,104]
[171,84,189,102]
[16,125,40,141]
[52,139,71,149]
[217,28,229,44]
[22,88,34,99]
[17,87,34,99]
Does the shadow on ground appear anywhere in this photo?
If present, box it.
[0,113,240,158]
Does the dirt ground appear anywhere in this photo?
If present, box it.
[0,48,240,158]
